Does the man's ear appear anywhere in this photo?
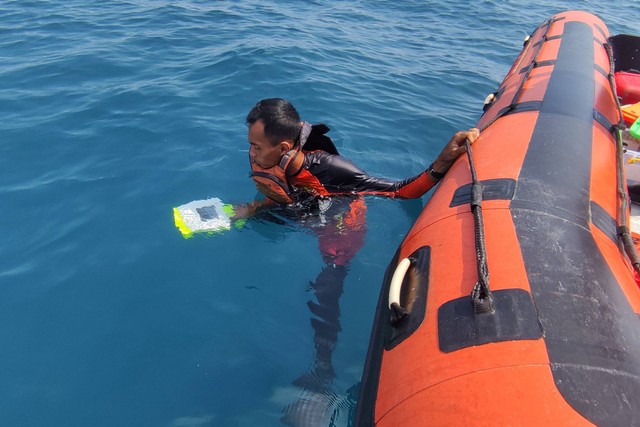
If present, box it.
[279,141,293,154]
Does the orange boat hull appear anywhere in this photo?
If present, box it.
[357,11,640,426]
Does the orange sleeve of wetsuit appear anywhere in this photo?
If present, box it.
[395,170,438,199]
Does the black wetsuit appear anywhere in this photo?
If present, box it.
[290,151,437,200]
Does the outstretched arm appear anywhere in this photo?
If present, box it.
[299,128,481,199]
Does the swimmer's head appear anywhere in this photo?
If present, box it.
[247,98,302,169]
[246,98,302,146]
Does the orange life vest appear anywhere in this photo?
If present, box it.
[250,122,338,204]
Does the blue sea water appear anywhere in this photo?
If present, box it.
[0,1,637,426]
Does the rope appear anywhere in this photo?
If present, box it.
[604,42,640,274]
[465,138,495,315]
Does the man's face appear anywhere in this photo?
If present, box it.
[248,120,288,169]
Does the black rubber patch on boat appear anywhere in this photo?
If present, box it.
[437,289,542,353]
[492,101,544,120]
[533,34,562,47]
[590,201,617,243]
[593,109,615,133]
[519,59,556,73]
[450,178,516,207]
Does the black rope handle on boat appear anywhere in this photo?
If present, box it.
[604,42,640,274]
[465,138,495,315]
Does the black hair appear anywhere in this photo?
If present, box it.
[246,98,302,146]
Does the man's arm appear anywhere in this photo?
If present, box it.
[303,128,480,199]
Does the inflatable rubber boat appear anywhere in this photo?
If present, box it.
[356,11,640,426]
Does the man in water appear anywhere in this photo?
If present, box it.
[234,98,479,218]
[231,98,479,425]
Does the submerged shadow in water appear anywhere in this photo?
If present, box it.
[279,197,366,426]
[251,195,418,425]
